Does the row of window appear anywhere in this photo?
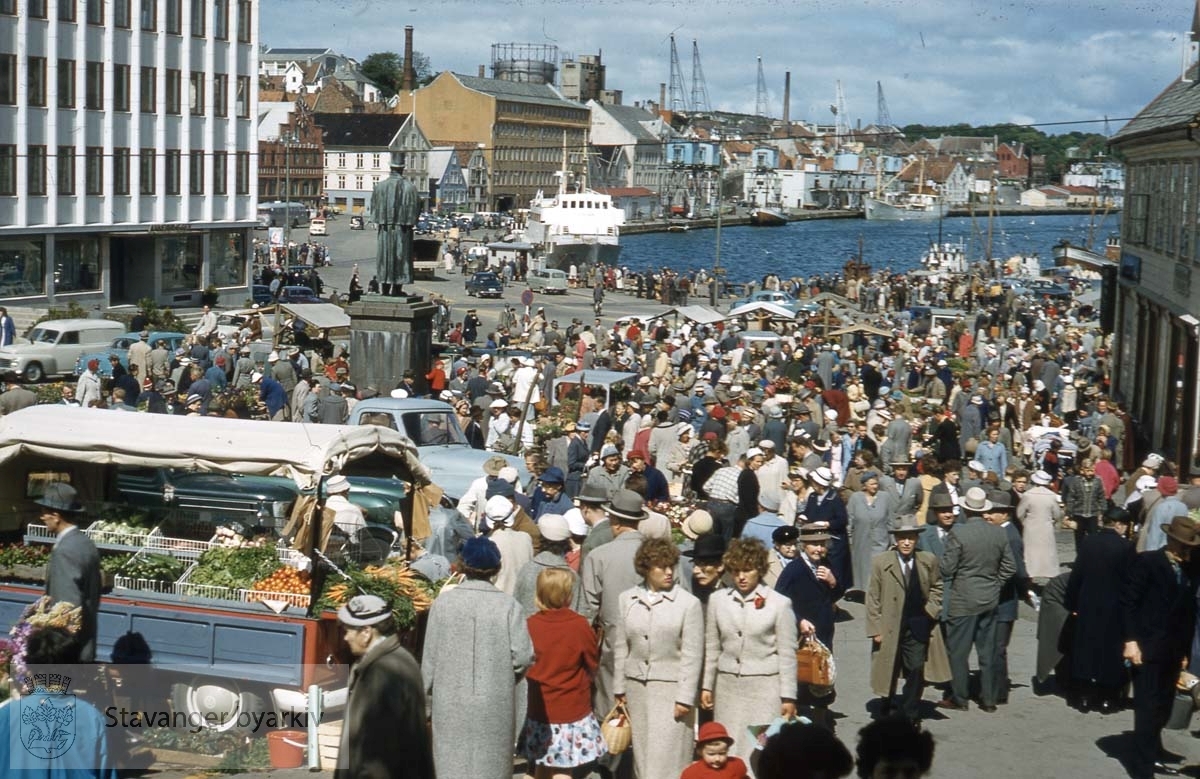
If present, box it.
[0,146,251,196]
[323,152,386,170]
[0,56,250,117]
[324,174,381,191]
[0,0,252,42]
[1124,159,1200,264]
[496,100,586,122]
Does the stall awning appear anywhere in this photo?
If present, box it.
[281,302,351,331]
[728,301,795,320]
[666,305,726,325]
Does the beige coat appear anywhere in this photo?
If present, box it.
[1016,486,1063,579]
[865,549,951,696]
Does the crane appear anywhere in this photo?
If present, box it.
[690,39,711,115]
[668,34,691,113]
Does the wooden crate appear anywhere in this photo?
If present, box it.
[317,719,343,768]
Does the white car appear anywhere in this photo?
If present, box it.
[308,218,327,236]
[215,309,275,343]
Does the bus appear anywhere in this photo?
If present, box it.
[256,201,310,229]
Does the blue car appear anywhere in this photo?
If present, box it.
[74,331,188,377]
[465,272,504,298]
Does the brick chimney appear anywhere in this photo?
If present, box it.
[401,26,414,92]
[783,72,790,125]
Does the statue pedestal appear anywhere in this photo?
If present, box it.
[347,294,437,397]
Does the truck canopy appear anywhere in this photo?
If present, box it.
[0,406,429,490]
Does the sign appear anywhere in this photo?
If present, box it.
[268,228,284,248]
[147,223,193,234]
[521,289,534,307]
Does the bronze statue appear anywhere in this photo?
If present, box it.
[368,155,420,296]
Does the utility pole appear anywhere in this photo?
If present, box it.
[711,140,723,306]
[282,129,295,263]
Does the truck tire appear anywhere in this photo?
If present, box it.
[171,679,269,733]
[22,363,43,382]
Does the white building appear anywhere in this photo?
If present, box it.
[0,0,259,306]
[316,113,429,214]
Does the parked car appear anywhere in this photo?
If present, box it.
[349,215,364,230]
[215,310,275,344]
[251,285,273,306]
[729,289,816,315]
[278,286,323,304]
[74,330,189,378]
[465,271,504,298]
[0,319,126,382]
[528,268,569,294]
[1023,278,1073,300]
[308,218,327,236]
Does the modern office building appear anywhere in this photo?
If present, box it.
[0,0,259,307]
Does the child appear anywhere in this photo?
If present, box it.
[680,722,749,779]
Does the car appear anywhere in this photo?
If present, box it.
[349,215,364,230]
[251,285,273,306]
[277,286,323,304]
[308,218,327,236]
[74,330,189,378]
[728,289,815,315]
[214,310,275,343]
[1023,278,1073,300]
[528,268,569,294]
[0,319,127,382]
[465,272,504,298]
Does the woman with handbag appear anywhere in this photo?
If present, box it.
[612,538,705,779]
[518,568,607,779]
[700,538,798,775]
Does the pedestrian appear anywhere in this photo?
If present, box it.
[853,717,936,778]
[1016,470,1063,581]
[848,471,897,597]
[680,722,750,779]
[804,466,851,590]
[40,482,100,662]
[334,595,432,779]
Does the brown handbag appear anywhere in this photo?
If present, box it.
[795,635,835,687]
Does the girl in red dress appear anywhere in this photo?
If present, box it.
[680,722,749,779]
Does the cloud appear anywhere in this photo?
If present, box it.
[263,0,1193,133]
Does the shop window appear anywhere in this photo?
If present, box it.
[55,238,100,292]
[210,230,245,286]
[0,239,46,297]
[160,234,201,291]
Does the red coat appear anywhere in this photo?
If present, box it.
[680,756,749,779]
[526,608,598,724]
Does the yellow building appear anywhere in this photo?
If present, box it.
[396,72,590,211]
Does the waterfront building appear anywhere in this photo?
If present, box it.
[587,101,668,197]
[1108,64,1200,475]
[427,146,468,210]
[257,99,324,212]
[0,0,259,307]
[315,113,429,214]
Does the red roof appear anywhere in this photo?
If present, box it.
[595,187,656,197]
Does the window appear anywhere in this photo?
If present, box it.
[114,0,130,27]
[57,146,76,195]
[0,0,13,15]
[0,55,14,106]
[57,59,76,108]
[113,147,130,194]
[85,146,103,194]
[236,0,250,42]
[0,145,14,196]
[55,238,100,291]
[140,0,155,30]
[58,0,75,21]
[161,234,200,291]
[188,150,203,194]
[213,150,226,193]
[235,75,248,117]
[188,71,204,114]
[139,147,155,194]
[213,73,227,116]
[85,61,103,109]
[337,153,345,168]
[114,64,130,111]
[189,0,203,35]
[86,0,103,24]
[28,57,47,106]
[140,66,156,112]
[28,146,46,195]
[355,175,363,190]
[356,154,363,169]
[210,230,245,286]
[213,0,227,38]
[165,0,180,33]
[235,150,249,194]
[373,153,380,169]
[336,175,345,189]
[29,0,46,17]
[165,149,180,194]
[165,69,180,114]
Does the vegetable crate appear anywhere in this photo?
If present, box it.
[112,550,189,596]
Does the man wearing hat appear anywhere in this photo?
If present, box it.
[766,525,799,587]
[984,490,1032,706]
[40,483,101,662]
[585,444,629,500]
[775,524,844,649]
[740,491,786,549]
[325,475,366,535]
[580,490,648,719]
[1122,514,1200,779]
[575,483,613,566]
[336,594,432,779]
[682,533,727,606]
[938,487,1017,713]
[563,421,590,498]
[865,516,951,721]
[0,371,36,414]
[511,513,584,617]
[531,466,573,520]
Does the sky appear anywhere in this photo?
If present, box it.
[260,0,1199,135]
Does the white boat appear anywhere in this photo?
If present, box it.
[864,192,950,221]
[523,144,623,272]
[920,240,967,274]
[749,207,788,226]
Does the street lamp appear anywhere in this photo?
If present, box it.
[281,130,296,262]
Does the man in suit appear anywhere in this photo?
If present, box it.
[938,487,1017,713]
[0,371,37,415]
[881,460,923,517]
[776,523,846,649]
[865,517,950,721]
[984,489,1033,705]
[40,483,101,662]
[1121,514,1199,779]
[917,492,956,560]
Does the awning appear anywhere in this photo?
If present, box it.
[666,305,726,325]
[828,322,894,338]
[728,301,795,320]
[281,302,351,330]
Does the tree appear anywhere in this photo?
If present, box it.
[360,51,436,97]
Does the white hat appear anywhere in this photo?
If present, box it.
[391,388,410,399]
[638,376,652,386]
[563,507,588,537]
[537,514,571,542]
[746,447,764,460]
[250,371,264,383]
[718,374,731,383]
[676,424,693,439]
[268,351,280,362]
[810,466,834,487]
[1031,470,1053,486]
[489,398,508,408]
[968,460,986,473]
[823,409,838,421]
[484,495,516,526]
[497,466,519,484]
[1033,379,1046,391]
[326,475,351,494]
[1135,474,1158,491]
[759,439,776,449]
[520,356,535,367]
[936,359,947,367]
[1142,454,1165,469]
[878,409,894,420]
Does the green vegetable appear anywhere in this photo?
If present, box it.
[100,553,133,574]
[314,565,422,629]
[0,544,50,567]
[186,545,280,589]
[120,554,186,584]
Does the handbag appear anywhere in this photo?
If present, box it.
[599,702,631,755]
[795,635,836,688]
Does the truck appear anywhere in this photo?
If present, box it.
[0,405,431,733]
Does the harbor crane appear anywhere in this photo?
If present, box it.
[691,39,712,115]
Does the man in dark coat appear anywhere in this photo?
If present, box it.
[985,490,1032,705]
[40,483,101,662]
[1121,514,1199,779]
[776,524,846,649]
[933,408,962,462]
[1066,506,1135,713]
[336,595,432,779]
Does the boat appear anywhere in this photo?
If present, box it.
[864,154,949,222]
[522,138,624,272]
[666,223,690,233]
[749,208,788,226]
[919,240,967,274]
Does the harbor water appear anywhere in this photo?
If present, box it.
[619,213,1121,281]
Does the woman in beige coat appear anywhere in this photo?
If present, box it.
[1016,470,1064,580]
[701,538,798,775]
[612,538,704,779]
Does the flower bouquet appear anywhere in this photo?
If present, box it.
[5,597,83,687]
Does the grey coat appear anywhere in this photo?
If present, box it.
[848,490,898,593]
[512,551,584,616]
[47,526,100,662]
[581,529,644,715]
[940,515,1017,618]
[612,584,704,701]
[422,579,534,779]
[881,475,923,517]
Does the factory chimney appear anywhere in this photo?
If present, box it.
[782,72,791,125]
[660,82,667,111]
[479,65,486,78]
[401,26,415,91]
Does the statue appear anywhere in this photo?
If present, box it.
[368,155,420,296]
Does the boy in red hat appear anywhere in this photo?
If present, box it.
[680,722,749,779]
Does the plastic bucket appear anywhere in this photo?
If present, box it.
[1166,693,1194,730]
[267,729,307,768]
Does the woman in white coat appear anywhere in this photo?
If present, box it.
[612,537,704,779]
[1016,469,1064,580]
[700,538,798,775]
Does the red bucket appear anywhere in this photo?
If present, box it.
[267,729,307,769]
